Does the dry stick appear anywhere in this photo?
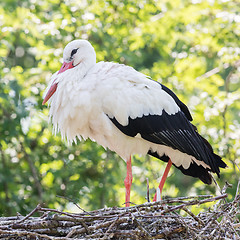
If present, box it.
[182,206,204,226]
[234,162,240,201]
[136,194,214,208]
[17,204,41,223]
[66,226,81,238]
[217,181,232,206]
[135,194,228,217]
[71,217,130,236]
[146,178,150,203]
[0,229,72,240]
[122,201,137,206]
[153,226,186,239]
[38,207,79,219]
[118,196,207,214]
[48,209,126,221]
[102,216,119,240]
[79,219,90,234]
[67,217,127,238]
[56,195,90,213]
[210,172,222,195]
[132,213,153,239]
[38,207,111,220]
[173,213,198,239]
[160,194,227,215]
[164,194,213,200]
[234,161,240,172]
[87,229,142,239]
[233,223,240,229]
[65,218,90,238]
[235,178,240,201]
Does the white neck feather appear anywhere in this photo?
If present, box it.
[73,60,95,80]
[73,43,97,79]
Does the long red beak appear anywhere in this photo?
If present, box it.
[42,61,74,105]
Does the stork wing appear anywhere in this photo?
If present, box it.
[110,111,210,163]
[106,82,226,176]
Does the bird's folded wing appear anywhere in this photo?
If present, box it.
[101,75,223,174]
[103,79,205,162]
[109,110,211,167]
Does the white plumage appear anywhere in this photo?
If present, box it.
[43,39,226,206]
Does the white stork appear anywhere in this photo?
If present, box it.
[42,40,226,207]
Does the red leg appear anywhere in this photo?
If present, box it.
[153,159,172,202]
[124,156,133,207]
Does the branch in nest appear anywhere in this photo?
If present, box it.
[1,193,237,240]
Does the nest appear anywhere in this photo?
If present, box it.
[0,190,239,240]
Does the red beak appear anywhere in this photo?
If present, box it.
[42,61,74,105]
[58,61,74,74]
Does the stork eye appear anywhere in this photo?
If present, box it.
[71,48,78,57]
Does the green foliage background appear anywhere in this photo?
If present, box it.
[0,0,239,216]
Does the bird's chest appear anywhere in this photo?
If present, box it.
[49,84,113,143]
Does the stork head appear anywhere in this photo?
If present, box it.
[42,40,96,105]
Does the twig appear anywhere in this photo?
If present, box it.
[0,229,71,240]
[153,226,186,239]
[132,213,153,239]
[17,204,41,223]
[146,178,150,203]
[210,172,222,195]
[182,207,204,226]
[122,201,137,206]
[222,181,233,194]
[56,195,89,213]
[160,194,228,215]
[235,178,240,201]
[102,216,119,240]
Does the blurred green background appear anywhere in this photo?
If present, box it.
[0,0,239,216]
